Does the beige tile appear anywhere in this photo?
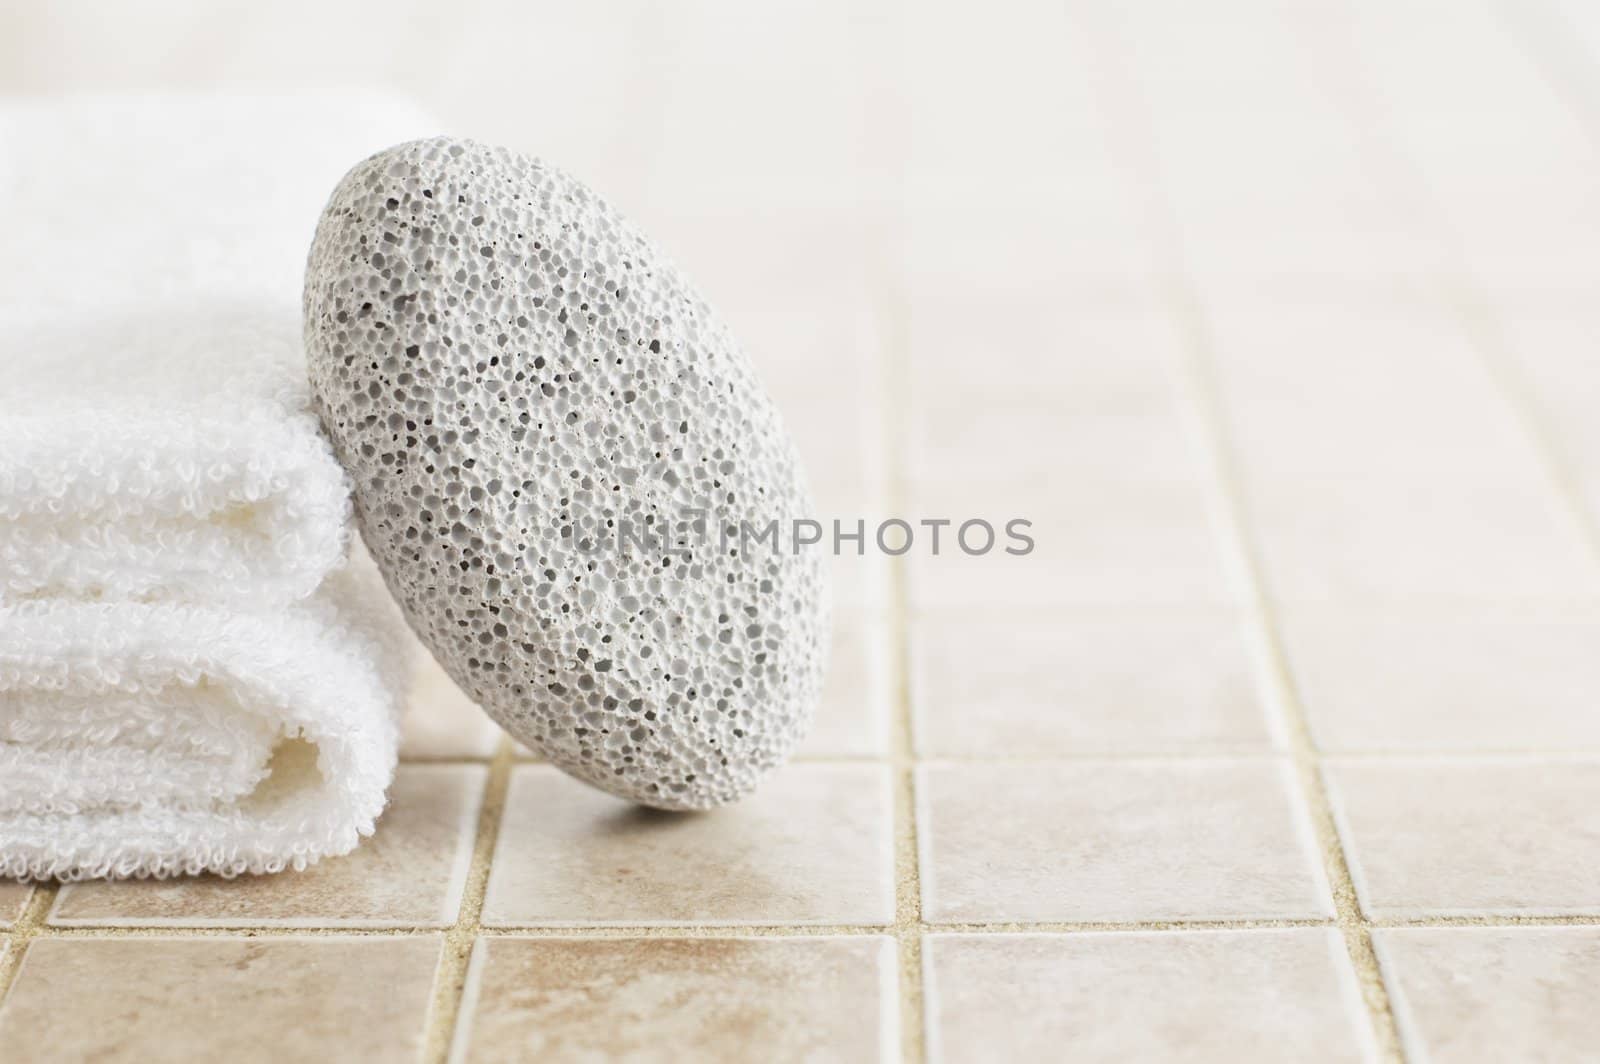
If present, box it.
[826,522,891,612]
[918,760,1331,922]
[642,5,884,213]
[787,407,886,520]
[925,930,1376,1063]
[901,200,1155,293]
[799,612,891,758]
[1206,301,1540,476]
[903,2,1124,207]
[1500,304,1600,470]
[483,763,894,926]
[908,475,1234,609]
[742,305,887,512]
[1205,297,1504,400]
[1182,236,1440,291]
[1375,927,1600,1063]
[910,407,1198,484]
[454,936,896,1062]
[904,301,1181,413]
[0,935,442,1062]
[659,210,879,340]
[1222,388,1538,477]
[1244,472,1600,603]
[0,883,32,928]
[1282,609,1600,752]
[1325,758,1600,917]
[1580,470,1600,534]
[912,610,1277,756]
[400,654,503,759]
[51,765,484,927]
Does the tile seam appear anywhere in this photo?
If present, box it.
[1445,282,1600,559]
[868,8,926,1053]
[1298,15,1600,1060]
[420,736,515,1064]
[1071,3,1405,1058]
[884,236,927,1064]
[910,749,1600,762]
[20,912,1600,938]
[1163,267,1406,1064]
[1308,4,1600,567]
[0,885,59,1010]
[405,748,1600,766]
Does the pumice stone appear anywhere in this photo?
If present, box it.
[304,137,828,809]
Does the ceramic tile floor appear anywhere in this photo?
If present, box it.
[4,0,1600,1060]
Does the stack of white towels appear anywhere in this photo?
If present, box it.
[0,94,436,878]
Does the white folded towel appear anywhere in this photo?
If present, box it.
[0,563,409,879]
[0,93,439,878]
[0,92,438,606]
[1,306,351,604]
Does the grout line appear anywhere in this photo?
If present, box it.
[870,5,925,1056]
[411,747,1600,766]
[917,917,1332,934]
[35,924,473,939]
[1368,913,1600,929]
[891,760,925,1064]
[1313,0,1600,700]
[477,924,894,937]
[911,749,1600,763]
[1073,4,1406,1058]
[0,884,60,1008]
[1305,3,1600,570]
[1282,16,1600,1056]
[1292,60,1600,1018]
[1162,270,1407,1064]
[20,911,1600,937]
[884,231,928,1064]
[420,736,515,1064]
[1439,260,1600,571]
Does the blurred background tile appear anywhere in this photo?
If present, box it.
[1242,472,1600,603]
[1204,301,1543,478]
[1496,303,1600,483]
[1281,608,1600,752]
[908,475,1235,610]
[912,609,1277,756]
[799,612,892,759]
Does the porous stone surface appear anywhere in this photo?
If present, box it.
[304,137,828,809]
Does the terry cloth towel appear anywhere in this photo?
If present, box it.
[0,92,436,605]
[1,307,353,605]
[0,562,410,880]
[0,92,438,878]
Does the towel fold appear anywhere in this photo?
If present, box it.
[1,306,351,604]
[1,92,439,606]
[0,92,439,879]
[0,563,409,879]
